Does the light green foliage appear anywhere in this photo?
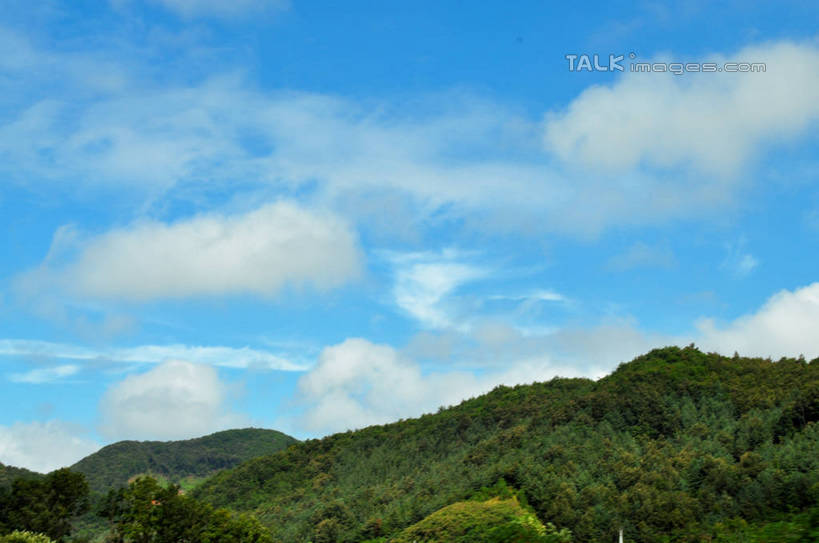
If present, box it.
[0,532,55,543]
[389,497,572,543]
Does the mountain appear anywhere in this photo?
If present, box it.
[71,428,297,493]
[193,346,819,543]
[0,463,42,488]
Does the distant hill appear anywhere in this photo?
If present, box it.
[0,463,42,488]
[193,347,819,543]
[71,428,297,493]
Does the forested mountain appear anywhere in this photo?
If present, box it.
[71,428,297,493]
[193,346,819,543]
[0,464,41,489]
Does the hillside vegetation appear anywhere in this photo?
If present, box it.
[0,465,41,489]
[387,490,572,543]
[193,346,819,543]
[71,428,297,493]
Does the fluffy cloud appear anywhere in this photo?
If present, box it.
[295,281,819,435]
[545,41,819,175]
[697,282,819,359]
[295,338,587,435]
[20,202,361,301]
[99,360,246,440]
[0,420,100,472]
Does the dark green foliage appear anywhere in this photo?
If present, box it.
[0,469,89,542]
[193,346,819,542]
[99,476,271,542]
[71,428,297,493]
[0,465,42,490]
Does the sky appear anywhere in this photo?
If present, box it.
[1,0,819,472]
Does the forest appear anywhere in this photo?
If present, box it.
[1,346,817,542]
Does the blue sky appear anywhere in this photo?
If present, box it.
[2,0,819,472]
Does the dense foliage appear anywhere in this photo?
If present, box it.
[99,476,271,542]
[71,428,297,493]
[0,469,89,542]
[0,465,42,490]
[387,495,572,543]
[193,346,819,542]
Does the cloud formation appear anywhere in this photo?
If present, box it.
[697,282,819,360]
[0,420,100,472]
[390,251,485,329]
[0,339,303,370]
[8,364,80,384]
[19,202,361,301]
[295,338,588,435]
[606,242,677,272]
[147,0,288,19]
[99,359,245,440]
[6,35,818,237]
[545,41,819,175]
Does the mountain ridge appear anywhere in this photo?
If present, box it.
[192,346,819,542]
[70,427,297,493]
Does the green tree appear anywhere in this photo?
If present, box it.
[0,469,88,542]
[100,476,271,543]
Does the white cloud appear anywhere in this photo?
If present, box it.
[488,290,567,303]
[295,338,588,435]
[292,281,819,435]
[0,420,100,473]
[697,282,819,360]
[720,238,759,278]
[0,338,304,371]
[19,202,361,301]
[145,0,287,19]
[6,36,814,238]
[391,251,485,329]
[545,41,819,175]
[606,242,677,271]
[99,359,246,441]
[8,364,80,384]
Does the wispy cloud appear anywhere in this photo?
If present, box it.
[606,241,677,272]
[8,364,80,384]
[720,238,759,278]
[118,0,289,20]
[6,32,817,238]
[388,250,485,330]
[0,339,304,370]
